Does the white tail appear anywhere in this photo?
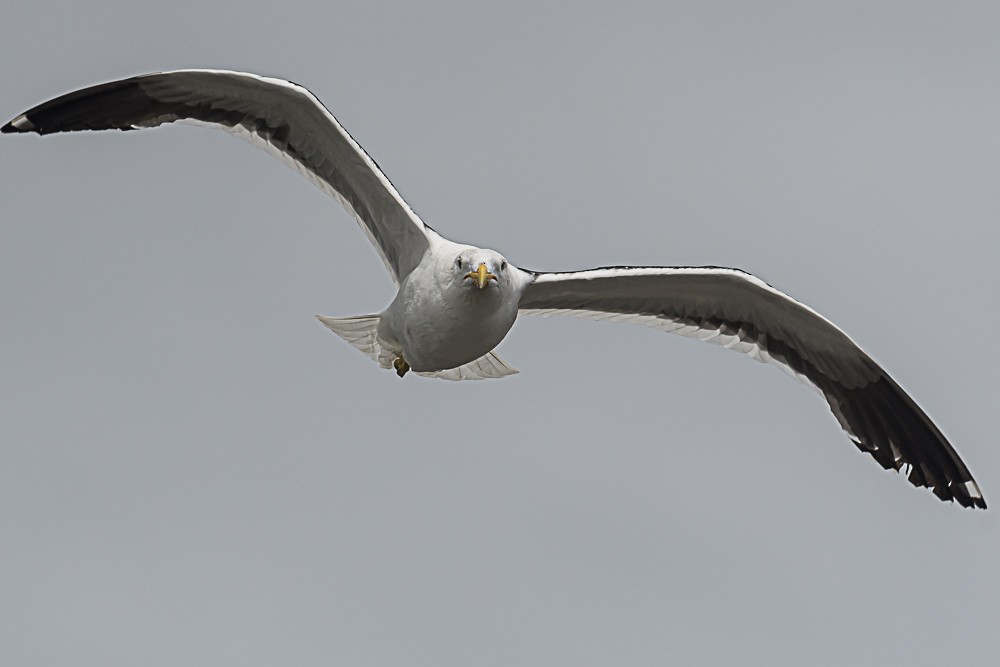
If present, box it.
[415,351,519,380]
[316,314,393,368]
[316,314,518,380]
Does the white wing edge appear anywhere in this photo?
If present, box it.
[528,266,842,330]
[519,306,817,390]
[144,69,430,283]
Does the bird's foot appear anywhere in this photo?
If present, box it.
[393,356,410,378]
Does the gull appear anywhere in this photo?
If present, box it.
[3,69,986,509]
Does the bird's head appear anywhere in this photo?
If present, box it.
[454,250,508,291]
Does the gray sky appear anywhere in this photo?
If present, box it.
[2,1,999,665]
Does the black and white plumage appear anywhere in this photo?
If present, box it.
[3,69,986,509]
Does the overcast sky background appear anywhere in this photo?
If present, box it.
[2,2,999,665]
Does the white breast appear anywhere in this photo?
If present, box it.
[377,247,522,372]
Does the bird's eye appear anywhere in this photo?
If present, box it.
[500,260,507,271]
[455,257,463,268]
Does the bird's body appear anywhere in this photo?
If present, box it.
[3,69,987,508]
[378,239,525,373]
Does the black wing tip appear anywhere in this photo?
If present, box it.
[942,486,987,510]
[933,478,988,509]
[2,113,35,133]
[852,439,987,509]
[1,77,153,136]
[950,481,988,510]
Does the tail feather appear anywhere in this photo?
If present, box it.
[416,351,519,380]
[316,314,391,367]
[317,314,518,380]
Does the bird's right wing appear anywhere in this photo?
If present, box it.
[518,265,986,509]
[2,69,430,283]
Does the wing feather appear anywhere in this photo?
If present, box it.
[518,266,985,508]
[2,69,430,282]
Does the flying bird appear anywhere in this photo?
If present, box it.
[3,70,986,509]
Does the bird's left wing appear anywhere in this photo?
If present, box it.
[2,70,430,282]
[518,266,986,508]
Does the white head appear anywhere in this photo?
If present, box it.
[452,248,509,292]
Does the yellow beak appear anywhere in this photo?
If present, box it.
[466,262,497,289]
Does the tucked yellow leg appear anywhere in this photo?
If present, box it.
[393,356,410,378]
